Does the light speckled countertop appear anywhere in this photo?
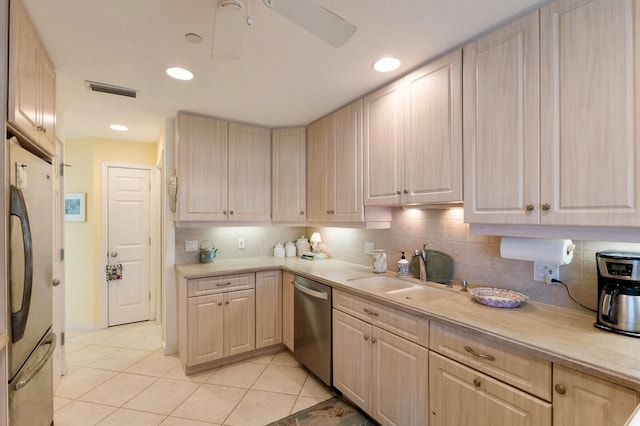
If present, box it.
[176,257,640,392]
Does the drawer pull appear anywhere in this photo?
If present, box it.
[217,302,223,306]
[225,301,230,305]
[363,308,379,317]
[464,346,496,361]
[473,378,481,387]
[372,338,377,344]
[555,384,566,395]
[216,282,232,287]
[364,335,369,341]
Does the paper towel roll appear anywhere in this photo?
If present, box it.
[500,237,575,265]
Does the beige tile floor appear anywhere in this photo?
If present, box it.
[54,322,334,425]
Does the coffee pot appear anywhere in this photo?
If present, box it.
[371,249,387,273]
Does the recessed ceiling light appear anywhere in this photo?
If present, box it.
[110,124,128,131]
[373,57,401,73]
[166,67,194,81]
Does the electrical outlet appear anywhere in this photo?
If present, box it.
[185,240,198,252]
[238,237,245,249]
[364,242,374,254]
[534,262,559,283]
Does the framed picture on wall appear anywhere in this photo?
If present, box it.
[65,192,86,222]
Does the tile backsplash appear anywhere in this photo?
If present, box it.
[175,208,640,312]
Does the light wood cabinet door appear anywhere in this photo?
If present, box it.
[175,112,229,221]
[404,49,462,204]
[223,289,255,356]
[463,10,540,224]
[8,0,56,157]
[306,116,331,221]
[272,128,306,222]
[430,352,551,426]
[371,327,429,426]
[187,293,224,366]
[255,270,282,349]
[282,271,295,351]
[363,80,404,206]
[331,100,364,221]
[333,309,371,413]
[540,0,640,226]
[553,364,639,426]
[228,122,271,222]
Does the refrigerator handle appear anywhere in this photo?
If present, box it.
[13,332,56,391]
[10,185,33,343]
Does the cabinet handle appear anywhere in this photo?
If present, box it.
[363,335,369,341]
[372,338,377,343]
[229,211,234,215]
[464,345,496,361]
[300,211,304,215]
[330,209,335,214]
[326,210,331,214]
[473,378,481,387]
[555,384,566,395]
[42,127,47,134]
[396,190,401,195]
[363,308,379,317]
[216,282,232,287]
[217,302,223,306]
[541,203,551,211]
[525,204,534,211]
[403,189,408,194]
[225,301,230,305]
[223,211,228,215]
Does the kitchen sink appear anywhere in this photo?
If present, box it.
[347,276,415,291]
[385,285,456,303]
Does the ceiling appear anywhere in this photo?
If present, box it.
[22,0,544,143]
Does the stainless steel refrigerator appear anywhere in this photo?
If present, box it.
[7,137,54,426]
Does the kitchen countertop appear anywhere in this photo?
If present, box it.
[176,257,640,392]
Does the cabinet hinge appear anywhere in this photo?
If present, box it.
[60,248,64,261]
[61,332,65,346]
[149,237,151,246]
[60,163,64,177]
[149,291,151,301]
[149,182,151,191]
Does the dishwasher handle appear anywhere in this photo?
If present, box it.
[294,281,328,300]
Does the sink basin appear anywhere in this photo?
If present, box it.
[385,286,455,303]
[348,276,415,291]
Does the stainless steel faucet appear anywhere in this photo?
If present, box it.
[419,244,428,282]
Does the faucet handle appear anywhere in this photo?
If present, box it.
[461,280,468,292]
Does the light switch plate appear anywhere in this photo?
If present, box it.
[364,242,374,254]
[185,240,198,252]
[238,237,245,249]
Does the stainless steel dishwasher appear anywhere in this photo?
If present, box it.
[293,275,332,386]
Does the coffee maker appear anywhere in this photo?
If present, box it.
[595,251,640,337]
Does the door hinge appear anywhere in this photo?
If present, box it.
[149,291,151,301]
[60,163,64,177]
[61,332,65,346]
[149,182,151,191]
[60,248,64,261]
[149,237,151,246]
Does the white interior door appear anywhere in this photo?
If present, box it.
[107,166,150,326]
[52,138,64,384]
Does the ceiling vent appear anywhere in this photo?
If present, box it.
[85,80,139,98]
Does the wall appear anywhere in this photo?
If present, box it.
[175,226,306,265]
[309,208,640,312]
[64,138,157,327]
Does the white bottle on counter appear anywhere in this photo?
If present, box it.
[296,236,310,256]
[285,241,296,257]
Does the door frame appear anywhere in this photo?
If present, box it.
[100,161,160,328]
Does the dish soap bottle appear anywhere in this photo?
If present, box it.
[398,251,409,277]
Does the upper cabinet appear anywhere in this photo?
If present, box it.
[8,0,56,157]
[307,100,364,222]
[175,112,271,223]
[463,11,540,225]
[539,0,640,227]
[364,49,463,206]
[272,128,306,223]
[465,0,640,227]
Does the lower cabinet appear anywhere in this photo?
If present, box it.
[282,271,294,351]
[255,270,282,349]
[186,289,255,366]
[333,309,429,426]
[553,364,639,426]
[430,352,551,426]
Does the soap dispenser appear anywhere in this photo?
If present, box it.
[398,251,409,277]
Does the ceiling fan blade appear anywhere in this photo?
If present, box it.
[212,0,247,60]
[265,0,356,48]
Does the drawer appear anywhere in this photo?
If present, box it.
[333,289,429,347]
[430,321,551,401]
[187,273,255,297]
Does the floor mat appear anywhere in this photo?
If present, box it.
[268,396,377,426]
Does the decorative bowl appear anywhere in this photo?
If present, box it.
[468,287,529,308]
